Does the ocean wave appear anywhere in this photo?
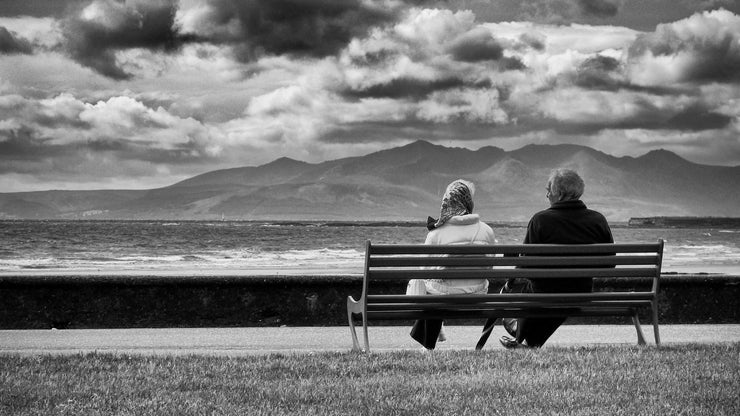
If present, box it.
[181,255,205,262]
[1,220,738,274]
[230,248,364,267]
[0,248,366,272]
[662,243,740,272]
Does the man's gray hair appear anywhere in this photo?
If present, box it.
[548,168,584,201]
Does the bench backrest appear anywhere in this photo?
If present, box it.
[362,240,664,302]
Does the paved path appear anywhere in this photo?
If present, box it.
[1,325,739,355]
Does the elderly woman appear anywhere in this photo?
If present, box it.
[410,179,496,350]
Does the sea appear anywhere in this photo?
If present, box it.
[1,220,739,276]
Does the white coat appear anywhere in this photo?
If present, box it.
[423,213,495,295]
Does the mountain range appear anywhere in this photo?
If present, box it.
[1,141,738,222]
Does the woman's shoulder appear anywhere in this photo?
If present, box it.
[473,216,494,231]
[479,221,496,242]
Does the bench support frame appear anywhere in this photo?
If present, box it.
[348,240,664,352]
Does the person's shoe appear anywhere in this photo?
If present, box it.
[499,335,524,349]
[437,328,447,343]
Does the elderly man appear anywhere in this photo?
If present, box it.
[480,168,614,349]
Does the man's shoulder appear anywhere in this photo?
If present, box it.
[529,204,609,226]
[529,208,557,221]
[584,208,609,221]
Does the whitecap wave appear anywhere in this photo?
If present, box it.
[662,243,740,273]
[0,248,366,273]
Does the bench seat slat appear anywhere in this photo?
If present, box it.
[369,243,661,255]
[368,268,658,280]
[368,292,655,303]
[364,307,640,320]
[369,255,658,268]
[367,300,651,310]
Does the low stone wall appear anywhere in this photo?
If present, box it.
[0,274,737,329]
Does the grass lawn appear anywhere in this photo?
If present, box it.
[1,343,738,415]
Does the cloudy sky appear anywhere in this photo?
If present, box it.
[1,0,739,192]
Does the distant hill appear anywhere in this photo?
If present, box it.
[1,141,738,222]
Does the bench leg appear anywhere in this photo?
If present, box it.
[346,296,362,352]
[632,313,647,346]
[362,314,370,353]
[652,301,661,346]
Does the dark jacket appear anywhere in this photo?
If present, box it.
[524,200,613,245]
[524,200,613,293]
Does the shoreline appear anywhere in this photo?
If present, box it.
[0,271,738,286]
[0,267,363,278]
[0,265,738,278]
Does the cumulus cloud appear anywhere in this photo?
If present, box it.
[337,8,527,124]
[416,87,509,123]
[491,8,740,138]
[0,93,221,163]
[628,8,740,85]
[2,2,740,192]
[526,82,734,139]
[0,26,33,54]
[394,7,477,50]
[0,89,241,189]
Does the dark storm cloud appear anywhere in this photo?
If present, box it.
[61,0,187,80]
[517,0,623,25]
[57,0,401,78]
[500,56,526,70]
[611,101,731,131]
[518,33,545,51]
[577,0,620,18]
[0,26,33,54]
[197,0,394,61]
[342,77,493,100]
[85,138,131,152]
[580,55,621,73]
[0,127,210,172]
[447,29,504,62]
[84,137,212,164]
[665,103,733,131]
[542,99,732,135]
[0,128,72,169]
[347,48,399,66]
[0,0,89,18]
[0,130,208,183]
[573,55,622,90]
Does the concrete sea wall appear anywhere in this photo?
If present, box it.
[0,274,737,329]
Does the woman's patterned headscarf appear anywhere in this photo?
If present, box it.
[427,179,475,230]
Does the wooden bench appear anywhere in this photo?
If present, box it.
[347,240,664,352]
